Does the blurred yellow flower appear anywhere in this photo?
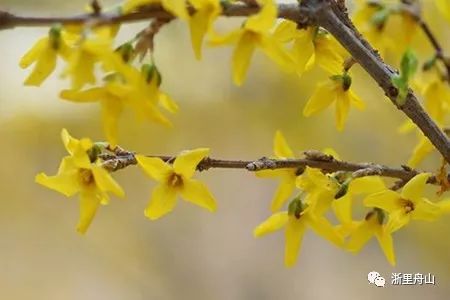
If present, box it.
[303,73,365,131]
[19,27,71,86]
[254,198,343,267]
[436,0,450,23]
[209,0,294,85]
[256,131,298,212]
[136,148,217,219]
[62,31,115,90]
[408,134,435,168]
[189,0,221,59]
[35,129,125,234]
[364,173,441,232]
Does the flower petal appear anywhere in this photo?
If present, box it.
[332,193,353,224]
[303,81,336,117]
[386,210,411,232]
[91,165,125,197]
[77,190,102,234]
[346,221,373,252]
[189,8,210,60]
[144,184,178,220]
[136,155,172,182]
[363,190,401,213]
[19,37,48,68]
[270,179,296,212]
[401,173,430,203]
[374,228,396,266]
[349,176,386,195]
[101,97,123,147]
[335,90,351,131]
[173,148,210,178]
[24,48,57,86]
[307,214,344,247]
[35,171,79,197]
[273,130,294,158]
[60,88,106,103]
[412,198,441,221]
[180,178,217,212]
[253,211,289,237]
[232,32,256,86]
[284,217,307,267]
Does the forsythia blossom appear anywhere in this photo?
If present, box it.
[19,26,70,86]
[303,72,365,131]
[35,129,125,233]
[254,197,343,267]
[209,0,294,85]
[136,148,217,219]
[364,173,441,232]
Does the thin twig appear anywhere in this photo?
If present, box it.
[99,148,446,186]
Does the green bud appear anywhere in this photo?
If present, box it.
[49,26,62,50]
[342,73,352,91]
[423,56,437,71]
[116,42,134,63]
[375,208,385,225]
[288,197,304,219]
[141,64,162,86]
[87,144,102,163]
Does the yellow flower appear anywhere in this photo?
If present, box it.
[272,21,345,75]
[352,0,416,58]
[421,77,450,124]
[346,208,396,266]
[62,31,115,90]
[189,0,221,59]
[436,0,450,23]
[123,0,189,19]
[35,129,125,234]
[19,27,71,86]
[255,131,298,212]
[364,173,441,232]
[254,198,343,267]
[303,72,365,131]
[296,167,338,216]
[209,0,294,85]
[332,176,386,236]
[407,134,434,168]
[136,148,217,219]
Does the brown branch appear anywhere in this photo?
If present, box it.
[98,147,447,186]
[302,0,450,164]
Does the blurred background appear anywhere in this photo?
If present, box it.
[0,0,450,299]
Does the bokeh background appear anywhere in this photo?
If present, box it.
[1,0,449,299]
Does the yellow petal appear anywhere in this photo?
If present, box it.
[101,97,123,147]
[91,165,125,197]
[386,209,411,232]
[315,35,345,74]
[374,228,396,266]
[253,211,289,237]
[408,137,434,168]
[189,8,210,60]
[437,0,450,23]
[273,20,298,43]
[77,190,102,234]
[335,90,351,131]
[332,193,353,224]
[162,0,189,19]
[145,184,178,220]
[245,0,276,33]
[346,221,373,252]
[307,214,344,247]
[284,217,307,267]
[270,179,296,212]
[136,155,172,182]
[273,130,294,158]
[413,199,441,221]
[401,173,430,203]
[259,35,295,73]
[19,37,48,68]
[122,0,156,13]
[35,171,79,197]
[363,190,401,213]
[180,178,217,212]
[159,93,179,114]
[173,148,210,179]
[255,169,292,178]
[60,88,107,103]
[291,29,315,75]
[24,48,57,86]
[349,176,385,195]
[303,81,336,117]
[348,89,365,111]
[232,32,256,86]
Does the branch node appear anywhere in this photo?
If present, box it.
[246,157,277,171]
[303,150,334,162]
